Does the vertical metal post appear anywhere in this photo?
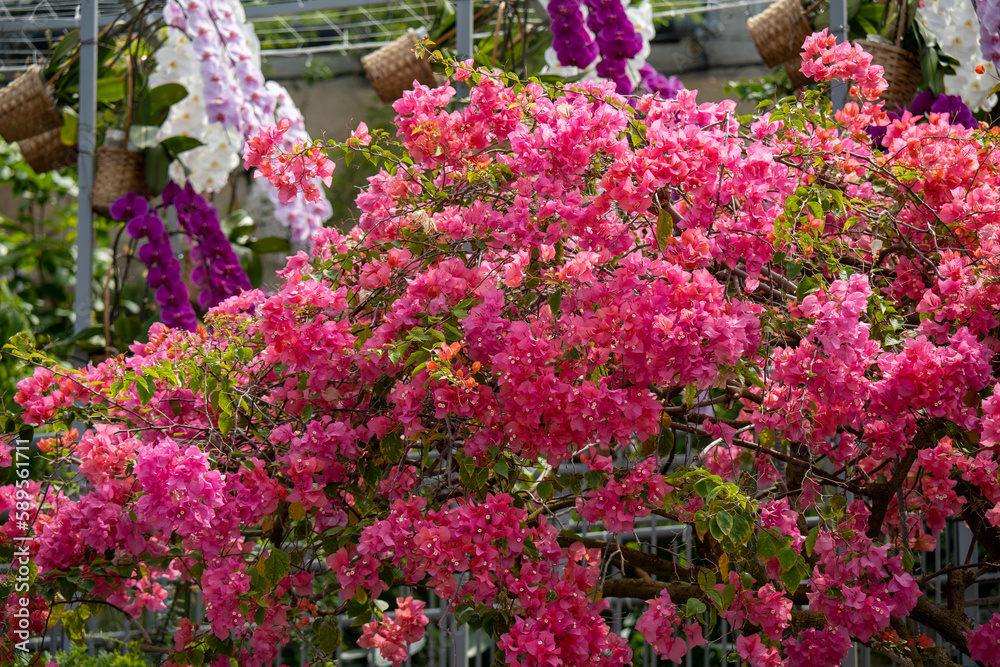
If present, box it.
[455,0,473,99]
[829,0,848,112]
[456,0,473,61]
[75,0,98,337]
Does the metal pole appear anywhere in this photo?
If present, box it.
[456,0,473,61]
[829,0,847,112]
[455,0,473,99]
[75,0,97,338]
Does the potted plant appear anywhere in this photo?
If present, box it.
[91,50,202,216]
[0,28,128,172]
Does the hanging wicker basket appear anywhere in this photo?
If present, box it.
[93,55,149,217]
[361,29,439,104]
[748,0,813,68]
[783,55,811,89]
[0,65,63,143]
[17,127,76,173]
[857,40,921,113]
[92,145,149,217]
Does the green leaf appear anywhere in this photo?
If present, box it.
[218,411,233,435]
[796,275,819,301]
[856,16,878,37]
[686,598,707,616]
[804,525,819,557]
[494,459,509,478]
[189,648,205,667]
[160,135,204,157]
[656,207,673,249]
[657,429,675,458]
[693,478,717,499]
[95,76,125,102]
[684,384,697,410]
[584,470,606,490]
[730,513,752,543]
[705,588,724,608]
[757,530,779,559]
[777,546,797,571]
[720,582,736,608]
[246,236,292,254]
[380,432,404,461]
[318,619,342,654]
[715,510,733,536]
[264,548,290,587]
[782,564,804,593]
[536,481,553,499]
[136,376,157,405]
[144,144,171,195]
[62,608,87,645]
[709,517,725,541]
[149,82,189,110]
[245,249,263,288]
[696,568,717,593]
[60,109,78,146]
[45,30,80,80]
[549,289,563,316]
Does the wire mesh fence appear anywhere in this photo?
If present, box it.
[0,0,777,72]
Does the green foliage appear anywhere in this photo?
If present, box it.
[0,139,155,409]
[0,141,81,404]
[724,68,798,106]
[44,642,153,667]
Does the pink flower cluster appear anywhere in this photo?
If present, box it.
[635,589,705,662]
[133,437,226,538]
[329,497,630,666]
[758,275,879,458]
[718,573,792,641]
[244,118,334,204]
[968,612,1000,667]
[577,458,670,532]
[499,541,633,667]
[799,29,888,101]
[808,504,920,641]
[736,634,782,667]
[783,628,853,667]
[12,367,80,424]
[358,597,430,666]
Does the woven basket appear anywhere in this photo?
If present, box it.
[361,29,438,104]
[748,0,813,68]
[857,40,921,113]
[18,127,76,173]
[92,145,149,217]
[0,65,63,143]
[783,55,811,88]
